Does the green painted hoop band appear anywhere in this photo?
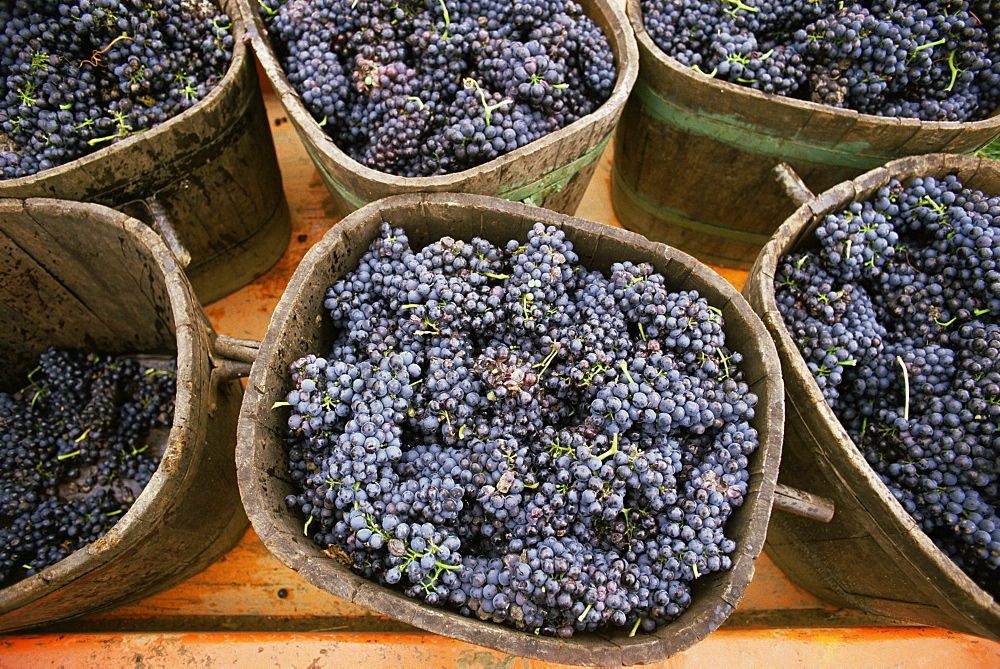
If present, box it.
[498,131,614,205]
[305,131,613,210]
[611,163,774,246]
[632,77,892,171]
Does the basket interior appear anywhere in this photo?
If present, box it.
[0,199,178,390]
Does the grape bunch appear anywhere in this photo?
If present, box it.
[0,0,234,179]
[257,0,617,177]
[775,173,1000,596]
[0,347,176,587]
[641,0,1000,122]
[281,221,760,637]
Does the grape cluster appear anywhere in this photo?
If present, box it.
[641,0,1000,122]
[775,174,1000,596]
[0,0,234,179]
[281,221,760,637]
[258,0,617,177]
[0,347,176,587]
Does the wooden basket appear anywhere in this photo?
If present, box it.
[0,198,251,632]
[0,0,290,305]
[742,153,1000,641]
[611,0,1000,271]
[236,192,785,665]
[238,0,638,216]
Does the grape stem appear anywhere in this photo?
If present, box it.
[913,37,946,54]
[896,355,910,421]
[619,360,635,384]
[689,64,718,78]
[534,342,562,376]
[438,0,451,35]
[80,33,133,68]
[597,433,619,461]
[462,78,511,125]
[945,50,962,92]
[723,0,759,15]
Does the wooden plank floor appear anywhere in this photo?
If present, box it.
[2,95,999,668]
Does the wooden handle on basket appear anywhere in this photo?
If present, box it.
[772,483,835,523]
[772,162,816,208]
[211,335,261,382]
[141,195,193,268]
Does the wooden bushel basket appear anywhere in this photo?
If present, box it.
[236,192,785,665]
[237,0,638,216]
[742,154,1000,641]
[0,0,291,305]
[0,198,252,632]
[611,0,1000,271]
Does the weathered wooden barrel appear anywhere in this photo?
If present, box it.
[0,198,251,632]
[611,0,1000,271]
[742,154,1000,641]
[0,0,290,305]
[236,192,785,665]
[238,0,638,216]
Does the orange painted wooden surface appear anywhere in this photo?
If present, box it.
[3,628,1000,668]
[1,93,999,667]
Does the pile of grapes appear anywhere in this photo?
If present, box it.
[641,0,1000,122]
[258,0,617,177]
[281,221,761,637]
[0,0,235,179]
[0,348,176,587]
[775,173,1000,596]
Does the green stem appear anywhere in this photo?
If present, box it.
[438,0,451,30]
[533,343,561,376]
[689,64,718,78]
[597,433,619,461]
[723,0,759,14]
[619,360,635,384]
[913,37,946,53]
[462,78,511,125]
[716,347,731,378]
[945,49,961,92]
